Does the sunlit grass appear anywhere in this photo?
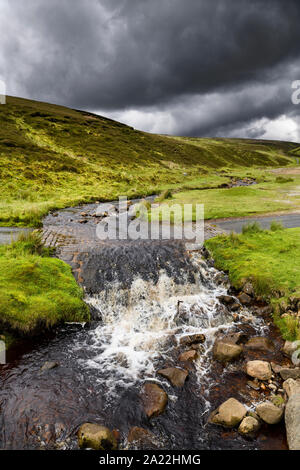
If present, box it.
[205,227,300,341]
[0,232,89,335]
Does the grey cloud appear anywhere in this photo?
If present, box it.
[0,0,300,139]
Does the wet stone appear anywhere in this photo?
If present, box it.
[213,340,243,363]
[77,423,117,450]
[238,416,260,436]
[246,360,272,381]
[245,336,275,352]
[237,293,252,305]
[178,350,198,362]
[157,367,188,387]
[179,334,206,347]
[141,383,168,418]
[256,402,284,425]
[40,361,59,372]
[210,398,247,428]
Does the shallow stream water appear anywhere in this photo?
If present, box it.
[0,205,288,450]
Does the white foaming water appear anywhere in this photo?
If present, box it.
[82,254,265,394]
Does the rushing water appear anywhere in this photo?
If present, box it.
[0,201,288,450]
[0,239,274,450]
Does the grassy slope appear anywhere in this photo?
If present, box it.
[0,233,89,337]
[0,96,297,226]
[205,226,300,341]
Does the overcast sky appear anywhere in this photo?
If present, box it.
[1,0,300,141]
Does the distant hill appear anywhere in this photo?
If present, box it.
[0,96,298,226]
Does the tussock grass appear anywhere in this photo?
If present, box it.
[0,233,89,336]
[242,222,263,234]
[155,189,173,203]
[276,176,294,183]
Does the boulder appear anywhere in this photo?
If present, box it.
[284,380,300,450]
[77,423,117,450]
[256,402,284,425]
[213,340,243,363]
[238,416,260,436]
[210,398,247,428]
[279,368,300,381]
[157,367,188,387]
[178,350,198,362]
[245,337,274,352]
[179,334,205,346]
[141,383,168,418]
[238,293,252,305]
[246,360,272,381]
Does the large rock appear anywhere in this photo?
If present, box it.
[238,416,260,436]
[279,368,300,381]
[77,423,117,450]
[141,383,168,418]
[245,337,274,352]
[210,398,247,428]
[213,340,243,363]
[246,360,272,381]
[256,402,284,425]
[157,367,188,387]
[284,379,300,450]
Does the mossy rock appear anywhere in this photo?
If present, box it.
[78,423,117,450]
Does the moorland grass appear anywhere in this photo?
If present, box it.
[0,232,89,337]
[205,226,300,341]
[152,173,300,221]
[0,96,297,226]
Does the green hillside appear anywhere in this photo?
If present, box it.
[0,96,297,226]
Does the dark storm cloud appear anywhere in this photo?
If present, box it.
[1,0,300,139]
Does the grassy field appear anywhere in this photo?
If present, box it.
[205,225,300,341]
[0,232,89,338]
[152,170,300,221]
[0,96,298,226]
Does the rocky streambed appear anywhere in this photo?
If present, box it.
[0,200,299,450]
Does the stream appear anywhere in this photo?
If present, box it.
[0,201,289,450]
